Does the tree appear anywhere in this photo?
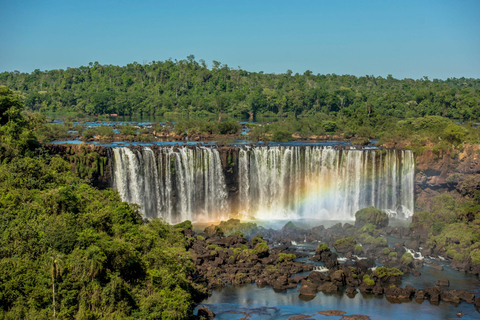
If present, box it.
[45,251,64,318]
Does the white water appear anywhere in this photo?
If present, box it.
[238,147,415,220]
[113,146,228,223]
[113,146,415,223]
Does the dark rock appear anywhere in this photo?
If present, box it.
[440,290,460,304]
[318,310,346,316]
[197,307,216,319]
[299,283,317,296]
[384,286,414,301]
[340,315,371,320]
[475,297,480,310]
[272,276,289,292]
[308,271,330,286]
[292,275,306,283]
[435,279,449,286]
[372,285,384,295]
[430,262,443,271]
[449,290,475,304]
[318,282,339,294]
[346,287,358,296]
[405,240,419,251]
[451,260,469,272]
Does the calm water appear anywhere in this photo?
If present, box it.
[195,282,479,320]
[194,234,480,320]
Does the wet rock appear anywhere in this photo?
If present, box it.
[435,279,449,286]
[307,271,330,286]
[197,307,216,319]
[475,297,480,311]
[372,285,384,295]
[385,286,416,301]
[405,240,419,251]
[440,290,460,304]
[318,282,339,294]
[330,270,346,286]
[272,276,290,292]
[340,315,371,320]
[299,283,317,296]
[449,290,475,304]
[292,275,306,283]
[345,287,358,296]
[430,262,444,271]
[318,310,346,316]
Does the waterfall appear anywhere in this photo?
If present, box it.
[237,146,414,221]
[113,145,415,223]
[113,146,229,223]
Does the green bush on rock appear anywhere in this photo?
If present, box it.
[355,206,389,228]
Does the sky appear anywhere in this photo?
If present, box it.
[1,0,479,79]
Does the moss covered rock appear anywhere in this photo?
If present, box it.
[355,206,389,228]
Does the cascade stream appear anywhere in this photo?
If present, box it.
[113,146,414,223]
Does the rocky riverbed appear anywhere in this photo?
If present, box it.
[179,214,480,319]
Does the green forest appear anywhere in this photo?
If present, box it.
[1,56,480,122]
[0,87,205,319]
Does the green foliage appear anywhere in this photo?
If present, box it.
[217,219,258,236]
[372,267,403,279]
[354,245,363,254]
[253,242,269,256]
[0,96,204,320]
[382,248,391,255]
[401,252,413,265]
[119,123,138,136]
[174,220,193,230]
[278,253,296,262]
[362,275,375,286]
[333,236,357,248]
[196,235,205,241]
[355,206,389,228]
[317,243,330,251]
[470,249,480,264]
[283,221,300,230]
[272,129,294,142]
[443,123,468,145]
[389,252,398,257]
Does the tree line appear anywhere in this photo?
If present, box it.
[1,56,479,121]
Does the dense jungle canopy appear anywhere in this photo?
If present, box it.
[0,86,204,319]
[1,56,479,121]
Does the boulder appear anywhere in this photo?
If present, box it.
[355,207,389,228]
[449,290,475,304]
[299,283,317,296]
[345,287,358,296]
[318,282,339,294]
[197,307,216,319]
[430,262,444,271]
[475,297,480,311]
[435,279,449,287]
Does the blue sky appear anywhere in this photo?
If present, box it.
[1,0,479,79]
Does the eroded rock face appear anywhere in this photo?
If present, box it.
[415,145,480,211]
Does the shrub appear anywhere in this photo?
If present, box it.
[372,267,403,279]
[363,275,375,286]
[401,252,413,265]
[355,206,389,228]
[318,243,329,251]
[278,253,296,262]
[272,129,294,142]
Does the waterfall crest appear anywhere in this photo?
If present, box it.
[113,146,414,223]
